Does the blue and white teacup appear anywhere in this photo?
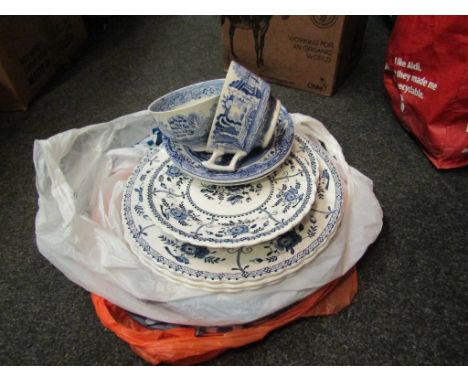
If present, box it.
[202,61,281,172]
[148,79,224,150]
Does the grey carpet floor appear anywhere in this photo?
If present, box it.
[0,16,467,365]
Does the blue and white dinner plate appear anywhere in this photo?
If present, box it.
[122,137,343,292]
[162,106,294,186]
[141,136,318,249]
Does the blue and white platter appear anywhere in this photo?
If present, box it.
[162,106,294,186]
[143,136,318,249]
[121,137,343,292]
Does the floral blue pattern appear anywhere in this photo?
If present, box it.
[122,131,343,290]
[316,169,330,200]
[180,243,210,259]
[158,235,226,265]
[144,137,317,248]
[273,182,304,213]
[274,230,302,252]
[199,182,263,205]
[227,224,250,237]
[169,207,188,221]
[166,165,182,178]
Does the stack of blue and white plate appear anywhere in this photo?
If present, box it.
[121,62,344,293]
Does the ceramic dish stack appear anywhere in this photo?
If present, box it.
[122,62,344,292]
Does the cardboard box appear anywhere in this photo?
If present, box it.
[44,16,87,66]
[222,16,367,96]
[0,16,87,111]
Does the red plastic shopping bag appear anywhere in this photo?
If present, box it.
[384,16,468,169]
[91,268,358,365]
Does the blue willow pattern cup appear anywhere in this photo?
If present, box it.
[148,79,224,150]
[202,61,281,172]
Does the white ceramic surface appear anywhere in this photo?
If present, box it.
[148,79,223,149]
[122,138,343,292]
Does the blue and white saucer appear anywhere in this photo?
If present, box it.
[121,137,343,292]
[162,106,294,186]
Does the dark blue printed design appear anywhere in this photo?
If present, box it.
[122,135,343,283]
[180,243,210,259]
[209,66,270,153]
[149,80,222,146]
[273,182,304,213]
[227,224,250,237]
[169,207,188,222]
[145,150,314,246]
[166,165,182,178]
[274,231,302,253]
[316,169,330,200]
[150,79,223,112]
[165,109,216,145]
[158,235,225,265]
[229,79,263,98]
[163,107,294,185]
[199,182,263,205]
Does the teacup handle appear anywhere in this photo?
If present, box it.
[202,149,247,172]
[261,99,282,148]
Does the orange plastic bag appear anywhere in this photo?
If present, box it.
[91,267,358,365]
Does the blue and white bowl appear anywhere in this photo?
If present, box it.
[148,79,224,149]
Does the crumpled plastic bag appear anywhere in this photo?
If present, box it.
[91,267,358,365]
[34,110,383,326]
[384,16,468,169]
